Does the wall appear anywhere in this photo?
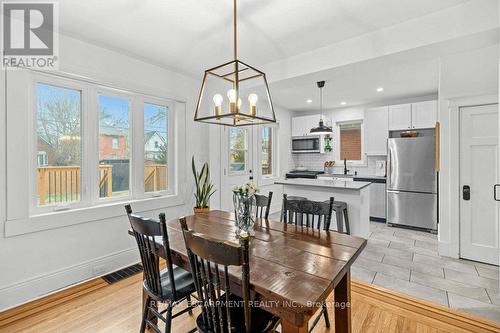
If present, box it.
[0,34,209,310]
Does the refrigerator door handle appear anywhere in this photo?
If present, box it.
[494,184,500,201]
[387,146,392,188]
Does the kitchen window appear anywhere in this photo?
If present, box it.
[228,127,248,173]
[336,120,365,165]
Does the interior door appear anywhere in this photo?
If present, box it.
[221,126,255,211]
[460,104,499,265]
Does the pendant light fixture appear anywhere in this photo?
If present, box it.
[310,80,332,135]
[193,0,276,126]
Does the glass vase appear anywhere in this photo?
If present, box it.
[232,193,256,236]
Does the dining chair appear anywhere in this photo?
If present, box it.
[125,205,197,333]
[282,194,335,230]
[179,217,281,333]
[254,191,273,219]
[281,195,333,332]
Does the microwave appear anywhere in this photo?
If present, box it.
[291,135,324,154]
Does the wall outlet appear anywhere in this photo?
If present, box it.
[92,264,106,276]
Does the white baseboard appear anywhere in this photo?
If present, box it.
[438,240,459,259]
[0,247,139,311]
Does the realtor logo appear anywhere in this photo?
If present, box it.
[2,1,59,69]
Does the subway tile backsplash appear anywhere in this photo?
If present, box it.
[289,153,386,176]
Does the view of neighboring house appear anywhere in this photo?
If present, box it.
[144,131,167,163]
[99,127,129,160]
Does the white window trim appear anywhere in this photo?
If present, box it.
[5,69,187,237]
[228,127,249,176]
[258,124,279,186]
[334,119,366,167]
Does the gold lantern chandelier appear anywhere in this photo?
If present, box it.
[193,0,276,126]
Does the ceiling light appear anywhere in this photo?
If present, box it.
[376,87,384,92]
[310,81,333,135]
[340,101,347,106]
[193,0,276,126]
[306,99,312,103]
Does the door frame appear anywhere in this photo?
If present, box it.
[458,102,499,263]
[438,94,498,259]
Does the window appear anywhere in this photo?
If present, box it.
[229,128,248,173]
[144,102,169,193]
[36,83,82,206]
[98,95,130,198]
[339,122,362,161]
[261,127,273,175]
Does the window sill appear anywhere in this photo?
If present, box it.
[4,194,185,237]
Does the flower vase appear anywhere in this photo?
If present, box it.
[232,193,256,236]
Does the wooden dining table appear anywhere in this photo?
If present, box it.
[130,210,366,333]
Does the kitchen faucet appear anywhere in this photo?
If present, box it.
[344,159,349,175]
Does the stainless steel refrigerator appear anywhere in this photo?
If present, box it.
[387,136,437,231]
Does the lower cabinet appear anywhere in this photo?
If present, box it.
[370,182,386,220]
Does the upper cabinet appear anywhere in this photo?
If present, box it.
[411,100,437,129]
[364,106,388,155]
[388,100,437,130]
[291,114,321,136]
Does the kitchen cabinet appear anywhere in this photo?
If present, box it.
[388,101,437,130]
[364,106,388,155]
[370,182,386,220]
[291,114,321,136]
[411,100,437,129]
[388,104,412,130]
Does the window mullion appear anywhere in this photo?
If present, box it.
[132,96,144,198]
[86,86,99,206]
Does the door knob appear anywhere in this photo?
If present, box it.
[249,169,253,180]
[463,185,470,200]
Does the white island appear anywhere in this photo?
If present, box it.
[275,178,371,238]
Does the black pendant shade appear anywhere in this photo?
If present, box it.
[310,80,332,135]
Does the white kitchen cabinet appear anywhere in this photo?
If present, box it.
[370,182,386,219]
[388,101,437,130]
[364,106,388,155]
[291,114,321,136]
[388,104,412,130]
[411,100,437,129]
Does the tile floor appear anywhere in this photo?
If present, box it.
[352,221,500,323]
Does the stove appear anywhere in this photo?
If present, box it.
[285,170,324,179]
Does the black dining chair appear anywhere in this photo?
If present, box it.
[125,205,197,333]
[254,191,273,220]
[281,194,333,332]
[179,217,280,333]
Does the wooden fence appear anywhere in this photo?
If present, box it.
[37,164,167,205]
[144,164,167,192]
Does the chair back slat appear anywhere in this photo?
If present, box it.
[254,191,273,219]
[179,217,251,333]
[125,205,177,300]
[283,194,334,230]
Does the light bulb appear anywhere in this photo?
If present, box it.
[248,93,258,106]
[213,94,223,106]
[227,89,237,103]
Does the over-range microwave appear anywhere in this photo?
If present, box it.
[291,135,324,154]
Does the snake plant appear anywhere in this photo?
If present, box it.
[192,156,216,208]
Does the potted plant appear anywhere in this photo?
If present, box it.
[192,156,216,214]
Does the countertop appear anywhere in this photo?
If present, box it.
[275,178,372,190]
[317,174,386,183]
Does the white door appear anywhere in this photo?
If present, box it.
[388,104,412,130]
[412,100,437,129]
[460,104,499,265]
[221,126,255,211]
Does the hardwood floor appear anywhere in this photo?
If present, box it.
[1,272,499,333]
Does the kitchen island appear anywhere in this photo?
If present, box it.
[275,178,371,238]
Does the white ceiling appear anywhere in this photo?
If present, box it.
[59,0,470,77]
[270,54,440,111]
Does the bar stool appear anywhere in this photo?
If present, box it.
[325,200,351,235]
[280,196,307,222]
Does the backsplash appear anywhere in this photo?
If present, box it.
[289,153,386,176]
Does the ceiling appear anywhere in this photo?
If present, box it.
[58,0,470,77]
[270,54,440,111]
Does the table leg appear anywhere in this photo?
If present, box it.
[142,288,158,326]
[281,319,308,333]
[334,269,352,333]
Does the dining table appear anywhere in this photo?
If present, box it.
[129,210,366,333]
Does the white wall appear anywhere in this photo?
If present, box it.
[0,34,209,310]
[438,45,499,258]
